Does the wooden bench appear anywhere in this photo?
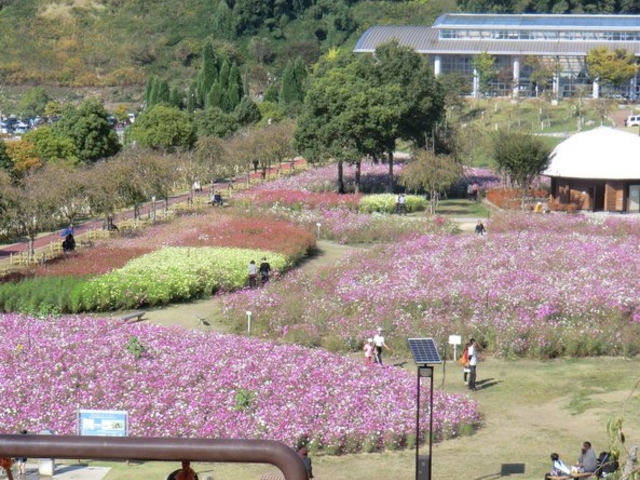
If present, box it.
[121,311,146,323]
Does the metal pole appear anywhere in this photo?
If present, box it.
[428,368,434,480]
[0,436,307,480]
[415,367,420,480]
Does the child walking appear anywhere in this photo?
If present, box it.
[363,338,374,365]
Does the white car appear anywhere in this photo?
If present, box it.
[625,115,640,127]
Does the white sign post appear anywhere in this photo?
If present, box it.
[246,311,252,333]
[448,334,462,362]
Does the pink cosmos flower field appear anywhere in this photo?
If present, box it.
[0,314,480,453]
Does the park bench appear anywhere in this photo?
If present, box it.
[121,311,146,324]
[548,472,595,480]
[259,474,283,480]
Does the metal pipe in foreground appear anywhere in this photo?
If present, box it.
[0,435,308,480]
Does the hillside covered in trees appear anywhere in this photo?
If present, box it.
[0,0,633,101]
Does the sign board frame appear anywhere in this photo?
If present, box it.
[78,410,128,437]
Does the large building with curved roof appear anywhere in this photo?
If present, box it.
[354,14,640,99]
[544,127,640,212]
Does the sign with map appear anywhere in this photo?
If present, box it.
[78,409,128,437]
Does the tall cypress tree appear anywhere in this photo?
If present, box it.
[219,59,230,91]
[187,84,197,113]
[279,61,296,105]
[227,63,244,110]
[145,75,157,108]
[198,41,219,107]
[207,82,225,110]
[156,79,171,105]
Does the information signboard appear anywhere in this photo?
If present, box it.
[78,410,128,437]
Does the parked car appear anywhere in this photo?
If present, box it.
[625,115,640,127]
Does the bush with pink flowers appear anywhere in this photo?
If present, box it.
[0,314,481,453]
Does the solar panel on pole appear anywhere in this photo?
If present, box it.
[407,338,442,365]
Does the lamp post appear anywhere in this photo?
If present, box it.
[246,311,252,333]
[407,338,442,480]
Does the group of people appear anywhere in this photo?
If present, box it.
[467,183,479,201]
[248,258,271,288]
[545,441,599,479]
[363,327,392,365]
[458,338,480,390]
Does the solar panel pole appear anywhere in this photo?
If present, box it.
[416,365,434,480]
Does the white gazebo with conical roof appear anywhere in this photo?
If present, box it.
[544,127,640,212]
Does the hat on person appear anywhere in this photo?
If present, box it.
[377,327,382,331]
[367,338,373,343]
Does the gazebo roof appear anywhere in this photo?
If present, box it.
[544,127,640,179]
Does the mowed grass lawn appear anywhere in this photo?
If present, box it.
[94,356,640,480]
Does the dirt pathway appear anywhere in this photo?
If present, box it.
[137,240,369,332]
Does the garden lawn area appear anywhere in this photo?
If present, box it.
[90,356,640,480]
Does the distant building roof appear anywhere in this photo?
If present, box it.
[353,25,640,56]
[432,13,640,30]
[544,127,640,179]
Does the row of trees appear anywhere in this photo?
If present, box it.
[0,119,296,254]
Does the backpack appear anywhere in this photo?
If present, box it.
[458,347,469,366]
[596,452,619,478]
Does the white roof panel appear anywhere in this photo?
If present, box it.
[544,127,640,179]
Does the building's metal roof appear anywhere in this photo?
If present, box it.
[433,13,640,31]
[353,25,640,56]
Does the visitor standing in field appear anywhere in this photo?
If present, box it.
[468,338,478,390]
[459,342,471,385]
[395,193,407,214]
[259,257,271,285]
[363,338,374,365]
[373,327,391,364]
[248,260,258,288]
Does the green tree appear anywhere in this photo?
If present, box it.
[227,62,244,111]
[586,46,638,90]
[194,107,239,138]
[279,57,307,108]
[197,41,219,107]
[213,0,235,40]
[51,99,120,163]
[234,96,262,126]
[295,54,403,193]
[126,105,195,151]
[473,51,497,96]
[17,87,50,119]
[206,82,226,111]
[0,139,11,171]
[492,129,551,209]
[399,149,463,214]
[23,127,79,165]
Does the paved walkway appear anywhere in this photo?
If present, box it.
[0,159,306,264]
[18,463,109,480]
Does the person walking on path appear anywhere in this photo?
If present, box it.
[373,327,391,365]
[475,220,486,235]
[395,193,407,215]
[468,338,479,390]
[248,260,258,288]
[259,257,271,285]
